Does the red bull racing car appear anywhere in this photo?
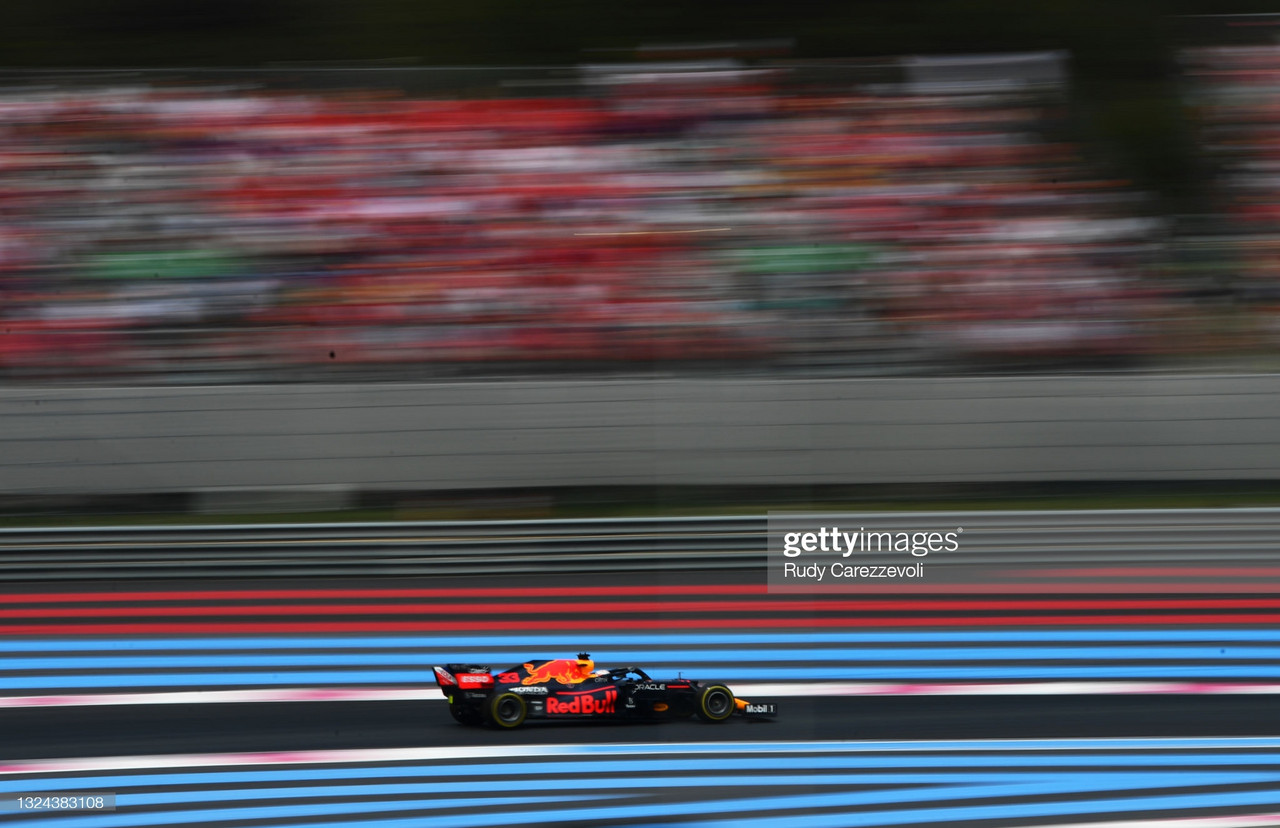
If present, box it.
[433,653,777,728]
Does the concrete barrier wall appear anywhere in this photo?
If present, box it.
[1,374,1277,495]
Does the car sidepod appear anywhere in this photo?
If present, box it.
[627,679,744,722]
[543,684,621,719]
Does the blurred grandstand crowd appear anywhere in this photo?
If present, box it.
[0,54,1266,382]
[1185,46,1280,311]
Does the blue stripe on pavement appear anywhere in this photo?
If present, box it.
[2,630,1280,653]
[72,783,1280,828]
[13,770,1277,811]
[13,663,1280,689]
[17,793,611,828]
[681,787,1280,828]
[7,645,1280,671]
[10,748,1280,795]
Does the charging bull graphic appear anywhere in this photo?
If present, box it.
[521,654,596,685]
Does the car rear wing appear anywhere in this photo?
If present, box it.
[432,664,494,695]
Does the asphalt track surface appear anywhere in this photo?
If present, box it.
[9,568,1280,763]
[9,570,1280,826]
[7,695,1280,761]
[10,699,1280,828]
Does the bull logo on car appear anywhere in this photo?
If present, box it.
[521,660,588,685]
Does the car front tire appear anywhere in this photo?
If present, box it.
[695,684,735,722]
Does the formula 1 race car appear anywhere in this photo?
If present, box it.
[433,653,777,728]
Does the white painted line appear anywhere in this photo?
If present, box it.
[0,688,436,708]
[1025,815,1280,828]
[9,737,1280,776]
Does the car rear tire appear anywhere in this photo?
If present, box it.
[696,684,735,722]
[489,692,528,729]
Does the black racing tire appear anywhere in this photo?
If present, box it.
[695,684,735,723]
[448,699,484,726]
[489,692,528,729]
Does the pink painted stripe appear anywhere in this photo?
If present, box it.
[0,688,435,708]
[6,682,1280,709]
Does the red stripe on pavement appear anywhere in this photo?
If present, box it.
[5,613,1280,635]
[0,597,1277,619]
[1012,568,1280,578]
[10,584,1280,602]
[0,584,766,604]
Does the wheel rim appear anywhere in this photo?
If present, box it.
[495,696,523,724]
[704,688,731,718]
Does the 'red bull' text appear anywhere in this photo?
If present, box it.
[547,689,617,715]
